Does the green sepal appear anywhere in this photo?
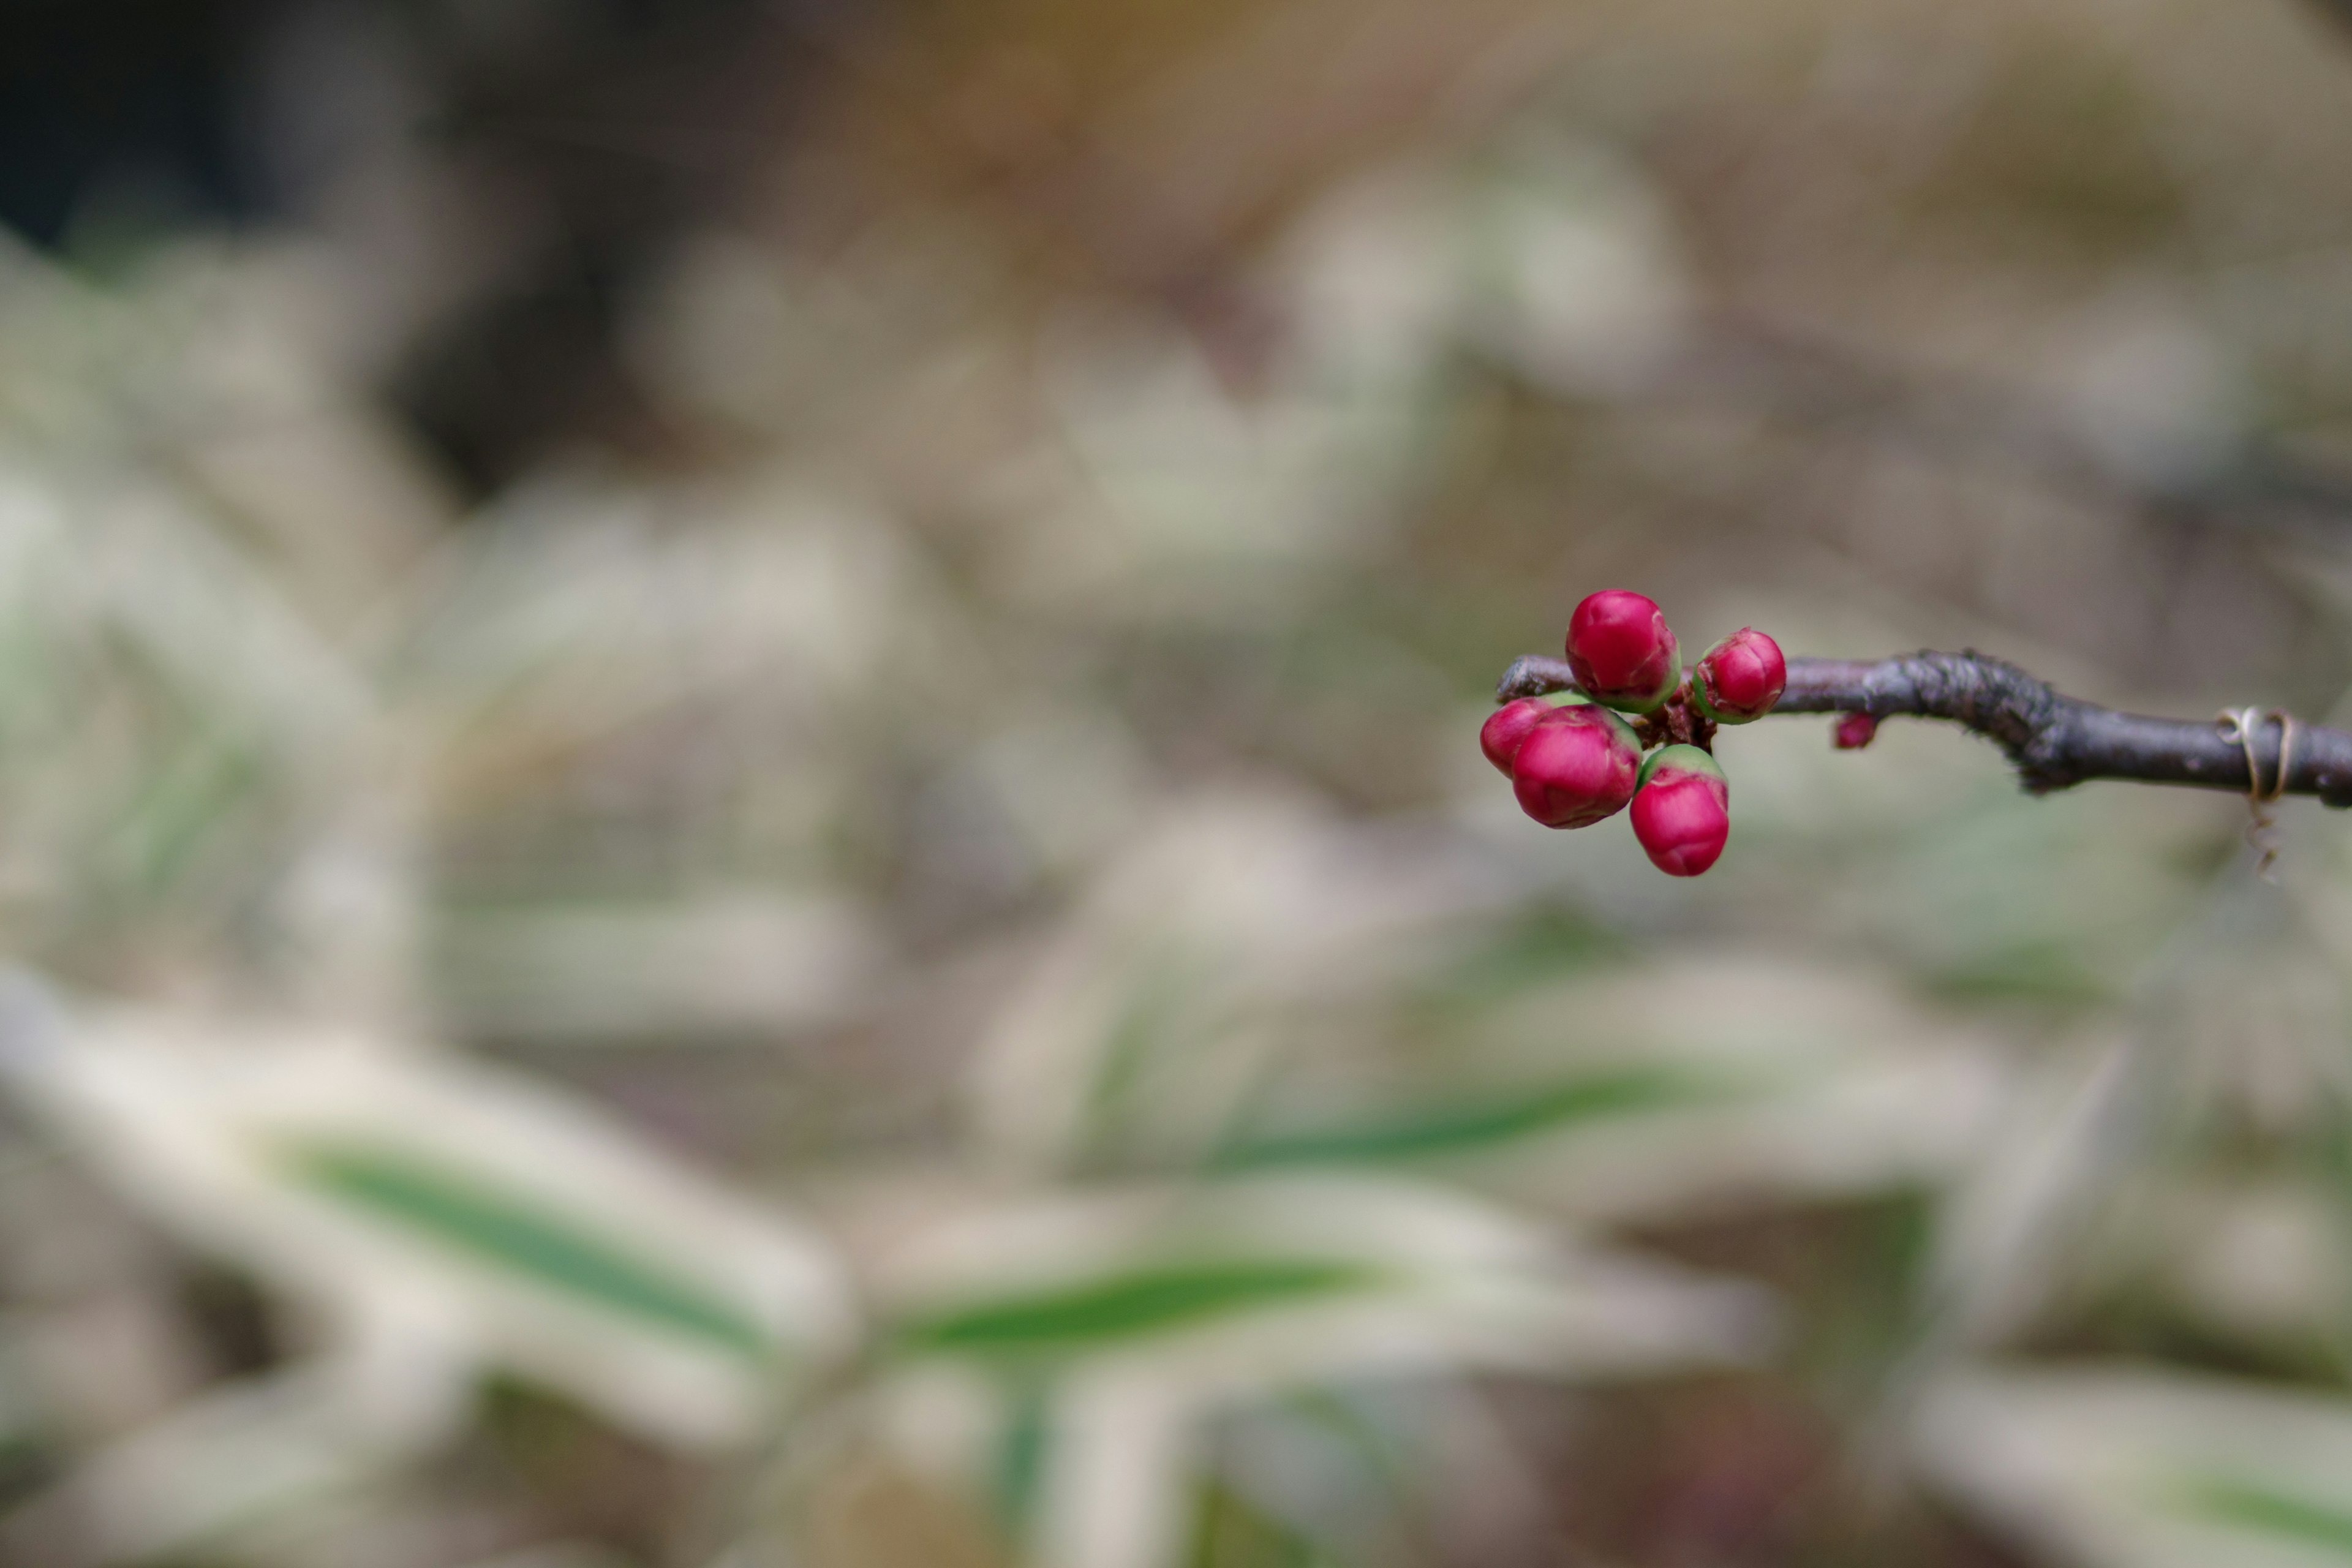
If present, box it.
[1638,742,1724,790]
[1593,651,1683,715]
[1594,705,1643,749]
[1688,667,1771,725]
[1539,689,1591,707]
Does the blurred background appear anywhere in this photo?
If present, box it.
[9,1,2352,1564]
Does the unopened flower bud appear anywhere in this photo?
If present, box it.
[1510,704,1642,828]
[1689,628,1786,724]
[1630,744,1730,876]
[1479,692,1588,774]
[1833,712,1879,750]
[1565,590,1680,713]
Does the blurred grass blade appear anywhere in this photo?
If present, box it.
[1917,1363,2352,1568]
[897,1261,1382,1356]
[2176,1475,2352,1556]
[1186,1476,1324,1568]
[995,1381,1054,1537]
[0,992,853,1446]
[107,729,265,897]
[282,1140,775,1357]
[1208,1066,1717,1170]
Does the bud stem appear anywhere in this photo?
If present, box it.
[1630,687,1715,755]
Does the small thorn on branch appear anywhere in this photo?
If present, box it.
[1498,648,2352,807]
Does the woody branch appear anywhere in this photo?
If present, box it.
[1497,650,2352,807]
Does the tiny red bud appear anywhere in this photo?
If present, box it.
[1630,744,1729,876]
[1479,693,1586,774]
[1833,712,1879,750]
[1510,706,1642,829]
[1690,628,1786,724]
[1565,590,1681,713]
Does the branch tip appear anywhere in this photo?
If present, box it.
[1497,647,2352,807]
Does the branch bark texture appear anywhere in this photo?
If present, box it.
[1497,650,2352,808]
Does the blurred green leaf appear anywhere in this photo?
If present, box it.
[1207,1065,1722,1170]
[993,1380,1051,1534]
[897,1261,1383,1356]
[2174,1474,2352,1556]
[108,731,265,896]
[1084,949,1216,1142]
[281,1141,773,1357]
[1411,910,1624,1011]
[1187,1475,1324,1568]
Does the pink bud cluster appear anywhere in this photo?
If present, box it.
[1483,590,1787,878]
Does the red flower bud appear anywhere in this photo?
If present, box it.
[1689,628,1785,724]
[1479,693,1588,774]
[1565,590,1681,713]
[1630,744,1729,876]
[1833,712,1879,750]
[1510,705,1642,828]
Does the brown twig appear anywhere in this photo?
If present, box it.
[1497,650,2352,808]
